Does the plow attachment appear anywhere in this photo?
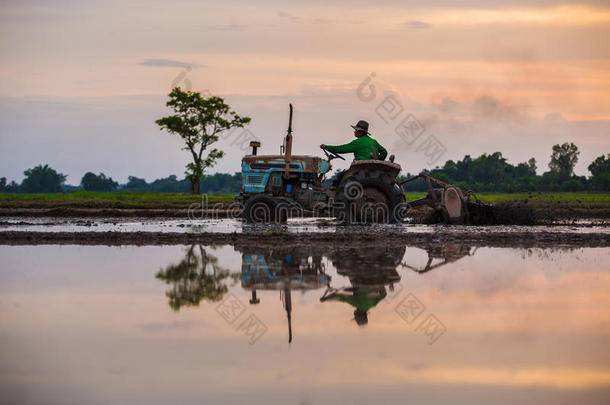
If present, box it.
[401,173,495,225]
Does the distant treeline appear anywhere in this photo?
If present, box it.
[404,143,609,192]
[1,143,609,193]
[0,168,243,194]
[118,173,242,194]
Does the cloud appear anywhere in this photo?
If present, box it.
[544,112,567,124]
[203,24,245,31]
[433,95,529,124]
[277,10,300,22]
[137,59,202,68]
[471,95,529,123]
[403,20,432,29]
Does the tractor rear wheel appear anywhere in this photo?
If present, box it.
[334,169,406,224]
[242,195,286,224]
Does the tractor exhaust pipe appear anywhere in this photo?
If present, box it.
[285,103,293,157]
[249,141,260,156]
[284,104,293,179]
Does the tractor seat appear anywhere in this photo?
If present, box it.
[368,152,395,162]
[347,159,402,178]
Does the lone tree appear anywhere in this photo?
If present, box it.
[155,87,251,194]
[549,142,579,178]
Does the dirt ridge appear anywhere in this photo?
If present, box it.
[1,230,608,247]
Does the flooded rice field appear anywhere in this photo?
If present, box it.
[1,217,608,235]
[1,217,610,249]
[1,237,609,404]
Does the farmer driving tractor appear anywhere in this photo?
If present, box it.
[239,105,489,225]
[320,120,388,161]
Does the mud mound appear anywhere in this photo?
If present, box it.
[488,201,537,225]
[1,229,609,247]
[413,201,538,225]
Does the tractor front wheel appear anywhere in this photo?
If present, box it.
[242,195,287,224]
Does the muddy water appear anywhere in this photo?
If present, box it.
[1,216,609,235]
[1,243,609,404]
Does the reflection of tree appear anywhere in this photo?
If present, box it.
[156,245,238,311]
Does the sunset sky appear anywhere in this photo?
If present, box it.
[1,0,609,183]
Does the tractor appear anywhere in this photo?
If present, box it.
[237,104,492,224]
[236,104,406,223]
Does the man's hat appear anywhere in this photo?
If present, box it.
[354,309,368,325]
[351,120,370,134]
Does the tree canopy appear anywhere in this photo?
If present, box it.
[155,87,251,194]
[80,172,118,192]
[549,142,579,178]
[19,164,66,193]
[588,154,610,191]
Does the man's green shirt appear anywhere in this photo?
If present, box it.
[326,135,388,161]
[336,287,386,312]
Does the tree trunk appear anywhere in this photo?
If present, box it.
[192,176,200,194]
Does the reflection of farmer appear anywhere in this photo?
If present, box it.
[321,244,404,325]
[320,286,387,325]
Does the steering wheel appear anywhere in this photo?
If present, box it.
[321,146,345,161]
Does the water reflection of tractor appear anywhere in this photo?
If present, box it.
[237,104,492,224]
[156,242,477,338]
[320,244,405,325]
[399,243,475,274]
[237,244,329,343]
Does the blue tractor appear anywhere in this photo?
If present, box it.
[237,104,407,223]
